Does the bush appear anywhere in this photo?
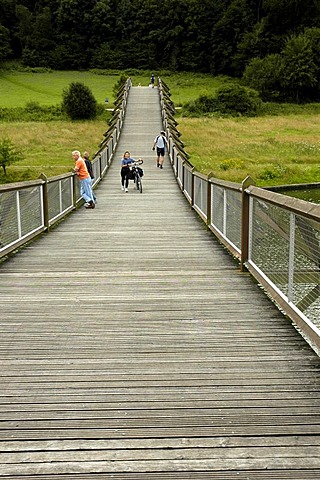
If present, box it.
[215,83,262,116]
[181,84,262,117]
[61,82,98,120]
[243,54,284,102]
[182,94,217,116]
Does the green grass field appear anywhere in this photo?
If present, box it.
[0,69,319,186]
[0,70,121,107]
[178,115,320,186]
[0,121,109,182]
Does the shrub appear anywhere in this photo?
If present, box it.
[243,54,284,102]
[61,82,98,120]
[181,84,261,117]
[182,94,217,116]
[215,83,262,116]
[25,101,42,113]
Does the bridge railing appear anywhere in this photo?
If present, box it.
[245,186,320,350]
[159,78,320,354]
[0,77,132,259]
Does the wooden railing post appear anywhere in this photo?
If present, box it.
[181,160,185,192]
[241,176,254,271]
[96,153,102,180]
[191,167,195,207]
[206,172,214,227]
[39,173,49,231]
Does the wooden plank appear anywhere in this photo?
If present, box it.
[1,457,320,476]
[2,472,320,480]
[0,435,319,452]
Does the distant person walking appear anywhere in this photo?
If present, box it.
[82,151,97,203]
[150,73,155,88]
[72,150,95,209]
[152,130,168,169]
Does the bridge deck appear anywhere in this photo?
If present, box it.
[0,86,320,478]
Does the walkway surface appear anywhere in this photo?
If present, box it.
[1,86,320,478]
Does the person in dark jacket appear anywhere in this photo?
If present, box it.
[82,151,96,203]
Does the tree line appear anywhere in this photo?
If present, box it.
[1,0,320,102]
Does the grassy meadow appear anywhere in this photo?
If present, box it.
[0,69,320,186]
[178,115,320,186]
[0,121,109,182]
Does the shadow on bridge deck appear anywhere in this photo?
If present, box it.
[0,87,320,478]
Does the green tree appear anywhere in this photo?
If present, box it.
[0,24,12,63]
[0,138,22,175]
[15,4,32,51]
[281,34,319,102]
[235,20,274,72]
[262,0,320,35]
[61,82,98,120]
[243,53,284,101]
[304,27,320,69]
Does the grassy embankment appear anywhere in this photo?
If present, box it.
[0,70,320,186]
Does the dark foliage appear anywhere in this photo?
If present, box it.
[182,84,262,117]
[61,82,98,120]
[215,83,262,115]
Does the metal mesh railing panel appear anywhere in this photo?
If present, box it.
[100,148,109,174]
[92,159,100,182]
[0,191,19,249]
[183,169,192,200]
[61,177,73,212]
[194,177,207,218]
[47,176,74,221]
[225,189,242,249]
[47,181,60,220]
[293,215,320,325]
[19,186,43,236]
[211,184,224,234]
[250,198,291,297]
[177,158,183,186]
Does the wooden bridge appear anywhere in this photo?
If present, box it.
[1,86,320,478]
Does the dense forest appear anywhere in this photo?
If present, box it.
[1,0,320,101]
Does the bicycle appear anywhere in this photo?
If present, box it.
[128,158,144,193]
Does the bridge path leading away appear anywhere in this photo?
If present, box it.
[1,86,320,478]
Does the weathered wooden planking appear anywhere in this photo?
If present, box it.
[2,472,320,480]
[1,435,320,451]
[0,87,320,478]
[1,455,320,476]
